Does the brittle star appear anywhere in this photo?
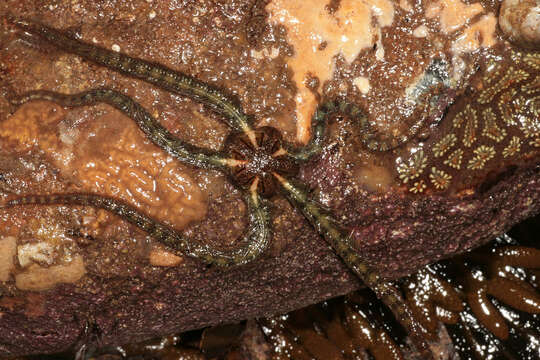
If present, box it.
[2,17,437,358]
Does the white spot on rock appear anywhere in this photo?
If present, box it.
[18,242,56,268]
[413,25,429,38]
[353,76,371,94]
[0,237,17,282]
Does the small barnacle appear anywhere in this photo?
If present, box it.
[519,112,540,138]
[498,89,519,126]
[409,180,426,194]
[476,145,496,159]
[521,76,540,95]
[429,167,452,190]
[452,104,475,129]
[444,148,464,170]
[478,67,529,105]
[462,111,478,147]
[523,53,540,70]
[432,133,457,157]
[527,94,539,119]
[482,60,502,86]
[397,165,417,183]
[397,149,428,184]
[481,108,506,143]
[502,136,522,158]
[467,145,495,170]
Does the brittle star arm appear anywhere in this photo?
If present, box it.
[1,185,271,267]
[284,101,334,162]
[286,59,452,161]
[9,89,243,170]
[284,101,388,161]
[9,16,258,147]
[273,173,434,359]
[285,100,428,162]
[6,88,272,266]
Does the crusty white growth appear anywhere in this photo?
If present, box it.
[499,0,540,49]
[266,0,395,144]
[0,237,17,282]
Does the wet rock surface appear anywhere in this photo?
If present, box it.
[499,0,540,49]
[0,0,538,356]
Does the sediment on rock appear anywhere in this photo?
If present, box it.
[0,0,539,357]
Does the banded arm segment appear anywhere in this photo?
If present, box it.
[9,89,241,170]
[2,189,271,267]
[273,173,434,359]
[10,17,257,144]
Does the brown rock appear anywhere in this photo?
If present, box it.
[0,0,539,357]
[499,0,540,49]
